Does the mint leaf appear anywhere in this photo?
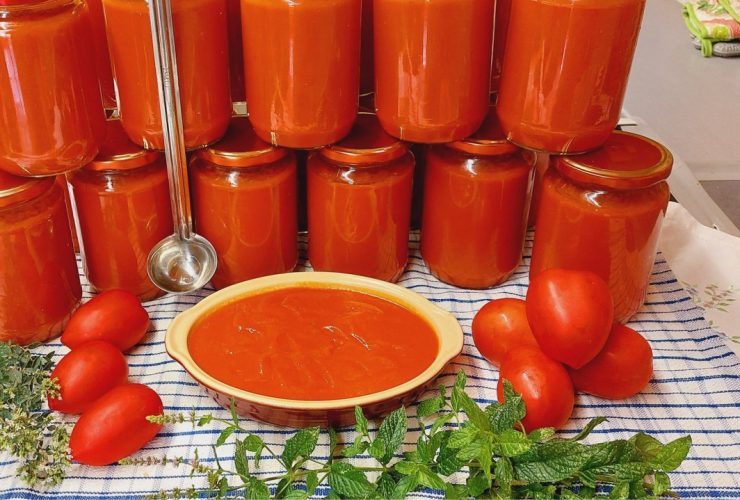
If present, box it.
[283,489,307,500]
[529,428,556,443]
[328,462,373,498]
[394,460,420,476]
[488,381,526,432]
[630,433,663,461]
[306,470,319,496]
[454,371,467,392]
[247,478,270,499]
[417,396,445,419]
[609,481,630,499]
[451,371,467,412]
[495,457,514,499]
[513,441,592,483]
[376,407,407,464]
[448,424,478,449]
[444,483,466,499]
[392,472,419,498]
[368,437,386,462]
[328,428,338,462]
[569,417,607,442]
[653,471,670,496]
[466,470,489,497]
[216,427,235,447]
[653,436,692,472]
[492,429,532,458]
[478,436,494,483]
[436,431,465,476]
[244,435,263,452]
[197,415,213,427]
[234,439,249,480]
[560,489,580,499]
[456,438,484,462]
[282,427,320,468]
[454,386,490,431]
[376,472,397,498]
[417,464,447,491]
[355,406,369,436]
[275,477,292,499]
[431,413,455,435]
[342,435,368,458]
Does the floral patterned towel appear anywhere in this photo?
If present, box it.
[683,0,740,55]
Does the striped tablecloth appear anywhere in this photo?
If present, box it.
[1,232,739,499]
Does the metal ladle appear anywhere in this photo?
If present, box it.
[146,0,217,294]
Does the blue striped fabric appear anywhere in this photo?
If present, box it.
[2,232,739,499]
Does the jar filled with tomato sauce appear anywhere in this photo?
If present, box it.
[0,172,82,345]
[190,117,298,290]
[68,121,172,301]
[241,0,361,148]
[422,108,534,289]
[530,131,672,322]
[497,0,645,154]
[0,0,105,177]
[374,0,494,143]
[307,113,414,282]
[103,0,231,150]
[84,0,116,108]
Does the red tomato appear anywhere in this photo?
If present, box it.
[569,324,653,399]
[62,289,150,351]
[472,298,539,366]
[70,384,163,466]
[48,341,129,414]
[526,269,613,368]
[497,348,575,431]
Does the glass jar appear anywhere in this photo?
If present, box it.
[490,0,512,94]
[497,0,646,154]
[103,0,231,150]
[68,120,172,301]
[530,131,672,322]
[190,117,298,289]
[56,176,80,252]
[307,113,414,282]
[527,152,550,228]
[226,0,245,102]
[374,0,494,143]
[0,172,82,345]
[241,0,361,149]
[359,0,374,95]
[0,0,105,177]
[422,108,534,289]
[84,0,116,108]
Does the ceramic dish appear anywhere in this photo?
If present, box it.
[166,272,463,427]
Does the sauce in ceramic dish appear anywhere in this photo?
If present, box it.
[187,287,439,400]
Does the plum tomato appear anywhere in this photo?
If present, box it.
[569,323,653,400]
[525,268,614,368]
[48,341,128,414]
[472,298,539,366]
[497,347,575,431]
[69,383,163,466]
[61,289,150,351]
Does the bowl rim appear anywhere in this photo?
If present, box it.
[165,272,463,411]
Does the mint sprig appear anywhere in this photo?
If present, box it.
[142,371,692,499]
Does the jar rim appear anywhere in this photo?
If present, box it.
[320,112,408,165]
[0,171,55,209]
[196,117,288,168]
[447,105,519,157]
[85,120,162,172]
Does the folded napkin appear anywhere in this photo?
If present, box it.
[683,0,740,56]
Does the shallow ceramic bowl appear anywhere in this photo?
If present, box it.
[166,272,463,428]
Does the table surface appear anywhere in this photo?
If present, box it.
[2,232,738,499]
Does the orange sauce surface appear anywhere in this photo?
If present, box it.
[307,153,413,283]
[0,179,81,345]
[190,155,298,290]
[497,0,645,153]
[374,0,494,143]
[188,287,439,400]
[69,160,172,301]
[0,0,105,177]
[530,169,669,322]
[84,0,116,108]
[103,0,231,150]
[422,147,533,289]
[241,0,360,148]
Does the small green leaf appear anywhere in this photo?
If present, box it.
[275,477,293,499]
[488,381,526,432]
[630,432,664,461]
[529,428,556,443]
[453,386,490,431]
[447,424,478,449]
[609,482,630,499]
[282,427,320,468]
[375,472,397,498]
[394,460,420,476]
[559,489,580,499]
[342,435,369,458]
[246,478,270,500]
[328,462,374,498]
[216,427,235,447]
[513,441,592,483]
[456,439,484,461]
[306,470,319,496]
[630,479,648,498]
[495,457,513,499]
[234,439,249,480]
[355,406,369,436]
[436,432,465,476]
[328,428,338,461]
[197,415,213,427]
[431,413,455,435]
[492,429,532,457]
[244,435,263,452]
[444,483,466,499]
[392,473,419,498]
[229,400,239,426]
[417,464,447,491]
[368,437,386,462]
[654,436,692,472]
[376,407,407,464]
[325,490,340,500]
[466,470,489,497]
[417,396,445,419]
[653,471,671,496]
[454,371,467,391]
[569,417,608,442]
[283,489,307,500]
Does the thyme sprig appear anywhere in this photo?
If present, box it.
[143,371,692,499]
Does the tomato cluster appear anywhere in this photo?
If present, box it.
[473,269,654,431]
[48,290,163,466]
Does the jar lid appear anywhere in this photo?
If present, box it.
[197,117,287,168]
[0,170,54,210]
[86,120,162,172]
[320,112,408,165]
[554,131,673,190]
[448,106,519,156]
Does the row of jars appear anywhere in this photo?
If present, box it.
[0,108,672,345]
[0,0,646,178]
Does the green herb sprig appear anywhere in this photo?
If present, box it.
[141,371,692,499]
[0,343,71,487]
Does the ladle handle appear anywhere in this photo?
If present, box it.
[148,0,192,240]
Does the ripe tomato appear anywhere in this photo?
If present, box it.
[497,348,575,431]
[569,324,653,400]
[472,298,539,366]
[62,289,150,351]
[526,269,613,368]
[70,384,163,466]
[48,341,128,414]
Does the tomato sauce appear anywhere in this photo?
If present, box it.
[374,0,494,143]
[190,118,298,290]
[530,132,672,322]
[0,173,81,345]
[421,109,534,289]
[0,0,105,177]
[307,114,414,282]
[360,0,374,94]
[490,0,512,94]
[84,0,116,108]
[68,121,172,301]
[103,0,231,150]
[497,0,645,153]
[241,0,360,148]
[226,0,245,102]
[188,287,439,400]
